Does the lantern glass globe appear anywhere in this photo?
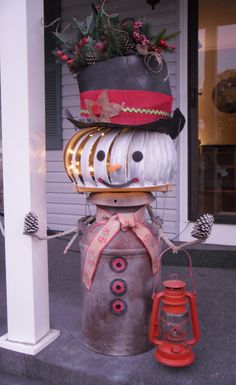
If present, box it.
[160,310,190,342]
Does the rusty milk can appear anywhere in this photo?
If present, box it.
[79,192,160,356]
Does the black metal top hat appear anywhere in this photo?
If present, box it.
[67,55,185,139]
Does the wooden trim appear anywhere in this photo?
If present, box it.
[188,0,199,221]
[187,0,236,224]
[73,183,173,193]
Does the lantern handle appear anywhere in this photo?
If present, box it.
[185,291,200,345]
[153,247,196,295]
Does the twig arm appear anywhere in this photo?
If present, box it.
[158,228,177,249]
[147,205,204,253]
[24,226,77,241]
[64,232,79,254]
[173,239,204,251]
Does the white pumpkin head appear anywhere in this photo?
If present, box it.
[64,127,176,192]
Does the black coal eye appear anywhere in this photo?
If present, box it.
[132,151,143,162]
[97,150,105,161]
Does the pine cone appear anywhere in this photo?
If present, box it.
[85,52,98,65]
[120,35,136,55]
[191,214,214,240]
[24,212,39,234]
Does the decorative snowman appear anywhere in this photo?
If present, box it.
[58,4,186,356]
[61,51,186,355]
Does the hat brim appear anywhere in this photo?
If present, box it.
[66,108,185,140]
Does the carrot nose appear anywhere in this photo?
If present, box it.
[108,163,122,173]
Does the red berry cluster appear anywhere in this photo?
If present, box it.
[159,39,176,50]
[77,37,89,49]
[131,20,176,53]
[132,21,150,47]
[56,50,74,66]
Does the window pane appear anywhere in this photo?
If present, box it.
[198,0,236,219]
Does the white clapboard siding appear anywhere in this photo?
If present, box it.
[46,0,179,239]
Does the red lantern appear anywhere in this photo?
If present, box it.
[149,250,200,367]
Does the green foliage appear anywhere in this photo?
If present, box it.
[72,17,88,38]
[52,1,178,74]
[121,18,135,38]
[152,29,179,45]
[140,21,151,39]
[53,31,72,48]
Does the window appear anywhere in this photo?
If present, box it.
[44,0,62,150]
[188,0,236,224]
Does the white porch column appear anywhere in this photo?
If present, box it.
[0,0,59,354]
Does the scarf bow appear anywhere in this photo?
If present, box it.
[83,207,160,290]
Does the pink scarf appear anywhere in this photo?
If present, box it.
[83,207,160,290]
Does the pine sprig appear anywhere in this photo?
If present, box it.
[121,18,135,36]
[151,28,179,49]
[53,32,73,49]
[139,22,151,39]
[163,31,180,41]
[154,28,167,43]
[72,17,88,39]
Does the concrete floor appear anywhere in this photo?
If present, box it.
[0,236,235,385]
[0,372,48,385]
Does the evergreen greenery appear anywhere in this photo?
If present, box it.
[53,0,178,74]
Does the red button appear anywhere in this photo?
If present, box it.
[110,279,127,296]
[110,257,127,273]
[110,299,127,316]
